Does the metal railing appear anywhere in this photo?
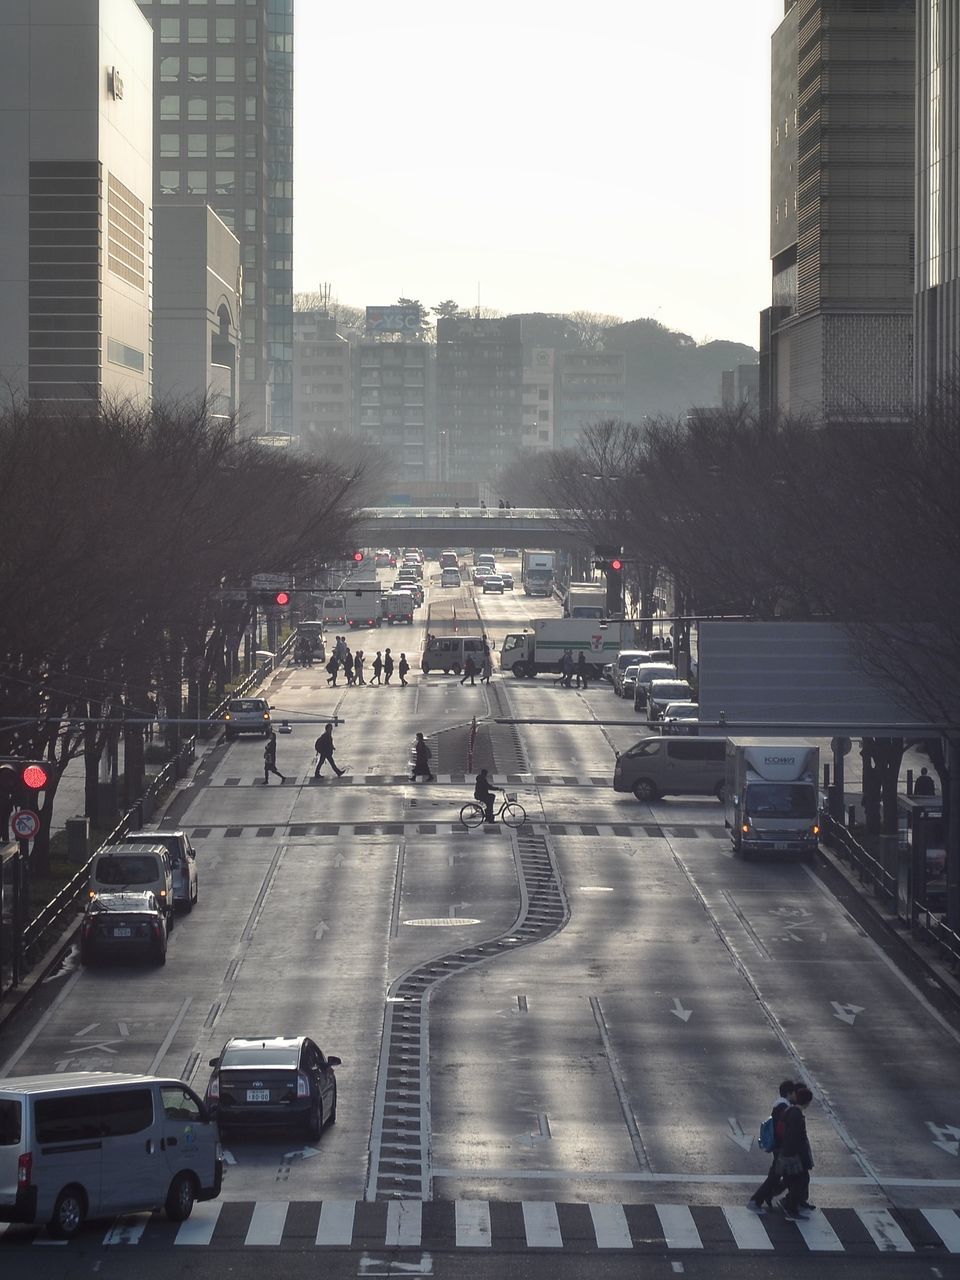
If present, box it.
[912,899,960,971]
[821,813,896,902]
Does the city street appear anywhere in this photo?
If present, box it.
[1,558,959,1274]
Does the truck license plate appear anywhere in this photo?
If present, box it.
[246,1089,270,1102]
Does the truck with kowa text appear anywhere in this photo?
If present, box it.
[724,739,820,860]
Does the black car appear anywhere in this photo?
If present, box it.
[205,1035,341,1139]
[80,891,167,966]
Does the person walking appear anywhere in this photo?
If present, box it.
[480,647,493,684]
[263,730,284,784]
[326,652,340,686]
[474,768,497,823]
[461,654,477,686]
[372,650,383,684]
[575,652,589,690]
[777,1086,816,1220]
[559,649,574,687]
[343,648,355,686]
[398,653,410,686]
[913,766,936,796]
[383,648,394,684]
[314,722,346,778]
[410,731,434,782]
[747,1079,798,1215]
[354,649,365,685]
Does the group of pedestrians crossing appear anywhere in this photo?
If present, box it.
[747,1079,817,1221]
[556,649,590,688]
[324,637,411,687]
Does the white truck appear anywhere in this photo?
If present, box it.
[344,580,383,628]
[499,618,639,679]
[521,549,556,596]
[724,739,821,860]
[562,581,607,619]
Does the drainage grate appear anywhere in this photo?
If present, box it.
[366,829,567,1201]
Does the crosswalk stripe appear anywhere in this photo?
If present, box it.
[796,1212,844,1251]
[244,1201,288,1246]
[455,1200,491,1247]
[856,1208,913,1253]
[385,1200,421,1247]
[721,1205,774,1250]
[315,1199,356,1246]
[522,1200,563,1248]
[922,1208,960,1252]
[103,1213,151,1245]
[174,1202,222,1245]
[589,1202,632,1249]
[656,1204,703,1249]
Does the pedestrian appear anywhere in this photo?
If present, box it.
[343,649,355,686]
[335,635,348,661]
[481,648,493,684]
[383,648,394,684]
[461,654,477,686]
[314,722,346,778]
[410,731,434,781]
[355,650,365,685]
[372,650,383,684]
[398,653,409,686]
[575,652,589,690]
[326,653,339,686]
[777,1086,816,1220]
[747,1079,798,1215]
[558,649,573,687]
[263,730,284,784]
[473,767,497,823]
[913,766,936,796]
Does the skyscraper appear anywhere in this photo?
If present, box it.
[137,0,293,435]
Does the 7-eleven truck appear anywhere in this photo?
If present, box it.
[498,618,638,679]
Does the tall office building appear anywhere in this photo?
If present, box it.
[0,0,153,409]
[355,337,433,482]
[436,316,524,483]
[292,309,353,451]
[915,2,960,401]
[555,350,625,448]
[760,1,916,423]
[137,0,293,435]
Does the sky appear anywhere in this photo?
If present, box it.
[293,2,786,350]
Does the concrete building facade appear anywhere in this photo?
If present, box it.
[292,310,352,452]
[137,0,293,436]
[436,316,524,484]
[356,338,433,484]
[915,0,960,401]
[0,0,153,408]
[760,0,916,423]
[153,204,240,421]
[555,350,625,448]
[522,347,555,452]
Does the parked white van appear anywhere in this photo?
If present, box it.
[613,735,727,802]
[88,843,174,929]
[0,1072,222,1238]
[420,634,485,674]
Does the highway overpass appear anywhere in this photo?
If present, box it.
[354,506,586,550]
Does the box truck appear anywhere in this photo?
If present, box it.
[562,582,607,619]
[724,739,821,859]
[521,550,556,596]
[499,618,638,678]
[344,580,383,628]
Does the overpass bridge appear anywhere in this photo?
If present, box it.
[354,506,585,550]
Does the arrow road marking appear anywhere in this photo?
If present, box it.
[314,920,328,940]
[520,1113,552,1145]
[281,1146,322,1161]
[117,1021,130,1037]
[332,852,346,868]
[831,1001,865,1025]
[727,1118,753,1152]
[74,1022,100,1038]
[670,997,692,1023]
[927,1121,960,1157]
[222,1149,237,1165]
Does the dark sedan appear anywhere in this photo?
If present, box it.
[205,1035,341,1140]
[80,891,167,966]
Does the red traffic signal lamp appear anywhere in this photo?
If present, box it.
[609,557,623,572]
[0,758,50,800]
[352,551,364,563]
[273,589,291,607]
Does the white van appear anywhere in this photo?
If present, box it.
[613,735,727,802]
[88,843,174,928]
[441,567,461,588]
[0,1072,222,1238]
[421,634,485,674]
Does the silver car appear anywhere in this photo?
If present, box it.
[125,830,199,913]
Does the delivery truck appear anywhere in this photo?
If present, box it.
[724,738,821,860]
[499,618,639,678]
[344,580,383,628]
[521,550,556,596]
[562,582,607,619]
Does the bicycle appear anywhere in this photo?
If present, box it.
[459,791,527,829]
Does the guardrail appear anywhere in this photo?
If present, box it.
[912,902,960,971]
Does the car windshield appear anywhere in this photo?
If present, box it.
[665,703,698,716]
[230,700,263,712]
[745,783,818,819]
[95,855,158,885]
[220,1045,300,1068]
[652,683,690,700]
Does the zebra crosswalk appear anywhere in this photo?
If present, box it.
[2,1200,958,1255]
[185,822,725,840]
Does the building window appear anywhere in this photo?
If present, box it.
[215,18,236,42]
[187,170,208,195]
[244,209,256,230]
[160,18,180,42]
[243,244,257,266]
[187,97,207,120]
[245,18,257,43]
[245,57,257,81]
[216,57,235,82]
[160,56,180,82]
[215,169,235,195]
[216,134,235,158]
[245,96,257,120]
[188,56,207,81]
[243,171,256,193]
[244,135,256,158]
[160,169,180,195]
[160,133,180,158]
[107,173,146,290]
[188,18,207,42]
[244,281,256,301]
[107,338,145,373]
[159,95,179,120]
[188,133,207,157]
[538,388,549,400]
[243,357,257,381]
[216,96,236,120]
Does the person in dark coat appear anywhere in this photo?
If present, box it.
[410,731,434,781]
[398,653,410,686]
[747,1079,799,1214]
[777,1086,815,1220]
[371,651,383,684]
[913,767,936,796]
[383,648,394,684]
[314,723,346,778]
[575,652,589,689]
[343,649,355,686]
[474,768,497,823]
[326,654,339,686]
[263,730,284,784]
[354,650,365,685]
[460,654,477,686]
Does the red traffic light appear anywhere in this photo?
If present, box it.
[22,762,49,790]
[609,558,623,572]
[273,590,291,607]
[352,551,364,562]
[0,759,50,793]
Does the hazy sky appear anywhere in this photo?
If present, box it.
[293,2,786,349]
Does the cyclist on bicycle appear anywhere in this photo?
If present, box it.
[474,767,497,824]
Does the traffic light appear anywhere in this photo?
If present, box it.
[273,589,291,607]
[351,551,364,563]
[0,758,50,805]
[593,545,623,616]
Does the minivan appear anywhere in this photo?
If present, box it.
[0,1072,222,1238]
[613,735,727,802]
[441,567,461,588]
[124,830,198,913]
[88,843,174,928]
[421,634,485,674]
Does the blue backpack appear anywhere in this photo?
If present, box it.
[758,1116,776,1153]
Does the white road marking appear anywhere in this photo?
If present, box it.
[589,1202,632,1249]
[429,1163,960,1188]
[727,1118,753,1151]
[316,1199,356,1246]
[522,1200,563,1248]
[174,1201,222,1245]
[830,1001,865,1025]
[856,1207,914,1252]
[656,1204,702,1249]
[147,995,193,1075]
[455,1200,491,1247]
[922,1208,960,1253]
[385,1200,422,1247]
[670,997,692,1023]
[244,1200,288,1246]
[0,968,83,1076]
[927,1121,960,1157]
[722,1205,774,1250]
[795,1212,844,1251]
[103,1213,150,1245]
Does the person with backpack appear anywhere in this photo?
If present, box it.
[343,648,355,686]
[314,723,346,778]
[747,1079,799,1215]
[371,650,383,684]
[777,1086,816,1220]
[383,648,394,685]
[326,653,340,687]
[410,731,434,782]
[398,653,410,686]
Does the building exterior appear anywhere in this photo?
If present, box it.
[760,0,916,423]
[0,0,153,408]
[153,204,240,421]
[292,310,352,451]
[355,338,433,483]
[555,350,625,448]
[137,0,293,435]
[436,316,524,483]
[522,348,555,451]
[721,363,760,410]
[915,1,960,402]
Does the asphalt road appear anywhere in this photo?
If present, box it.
[2,556,959,1277]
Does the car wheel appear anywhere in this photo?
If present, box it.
[328,1083,337,1124]
[511,661,527,679]
[165,1171,197,1222]
[183,894,193,914]
[49,1185,87,1239]
[155,940,167,966]
[306,1099,322,1141]
[633,778,660,803]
